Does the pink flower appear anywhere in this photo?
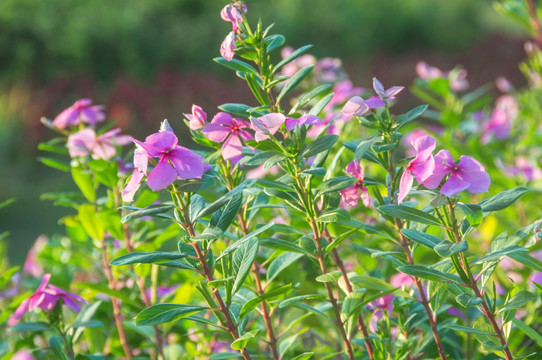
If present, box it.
[482,95,518,143]
[284,114,322,131]
[12,350,35,360]
[23,236,47,277]
[315,57,343,83]
[416,61,443,80]
[9,274,85,326]
[220,3,246,32]
[326,80,363,109]
[184,105,207,130]
[496,77,513,93]
[53,99,105,129]
[132,129,207,191]
[122,148,148,202]
[339,161,371,208]
[450,69,469,91]
[505,157,542,182]
[250,113,285,142]
[390,272,414,289]
[341,96,370,118]
[280,46,316,77]
[401,129,430,157]
[530,272,542,287]
[67,128,130,160]
[398,135,436,203]
[372,77,404,101]
[202,112,253,159]
[367,294,395,332]
[447,307,466,321]
[221,32,236,61]
[423,150,490,197]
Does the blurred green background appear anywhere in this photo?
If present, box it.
[0,0,527,263]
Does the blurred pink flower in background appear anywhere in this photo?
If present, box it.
[367,294,395,332]
[482,95,518,143]
[390,272,414,289]
[23,236,47,277]
[339,161,371,208]
[326,80,363,109]
[496,77,513,93]
[280,46,316,78]
[67,128,130,160]
[504,157,542,182]
[12,350,35,360]
[416,61,443,80]
[53,99,105,129]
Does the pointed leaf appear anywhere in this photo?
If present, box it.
[135,304,208,326]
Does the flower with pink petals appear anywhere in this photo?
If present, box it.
[505,157,542,182]
[367,294,395,332]
[9,274,85,326]
[220,3,246,32]
[280,46,316,78]
[122,148,148,202]
[341,96,370,118]
[372,77,404,101]
[398,135,436,203]
[184,105,207,130]
[221,32,236,61]
[23,236,47,277]
[132,128,207,191]
[12,350,36,360]
[326,80,363,109]
[416,61,443,80]
[423,150,490,197]
[53,99,106,129]
[339,161,371,208]
[482,95,518,143]
[202,112,253,159]
[67,128,130,160]
[449,68,469,91]
[390,272,414,289]
[250,113,285,142]
[284,114,322,131]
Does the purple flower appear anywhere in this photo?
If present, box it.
[482,95,518,143]
[398,135,436,204]
[423,150,490,197]
[315,57,343,83]
[280,46,316,78]
[496,77,513,93]
[220,3,246,32]
[416,61,443,80]
[9,274,85,326]
[367,294,395,332]
[339,161,371,208]
[250,113,285,142]
[202,112,253,160]
[326,80,363,109]
[122,148,148,202]
[284,114,322,131]
[372,77,404,101]
[132,130,207,191]
[145,285,179,300]
[67,128,130,160]
[184,105,207,130]
[450,69,469,91]
[447,307,466,321]
[390,273,414,289]
[53,99,105,129]
[23,236,47,277]
[341,96,370,118]
[221,32,236,61]
[530,272,542,287]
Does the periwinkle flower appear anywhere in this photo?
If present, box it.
[284,114,322,131]
[202,112,253,159]
[53,99,106,129]
[341,96,370,118]
[423,150,490,197]
[339,161,371,208]
[367,294,395,332]
[220,32,236,61]
[372,77,404,101]
[132,127,207,191]
[326,80,363,109]
[9,274,85,326]
[482,95,518,143]
[390,272,414,289]
[416,61,443,80]
[250,113,285,142]
[398,135,436,204]
[67,128,130,160]
[23,236,47,277]
[121,148,148,202]
[280,46,316,78]
[12,350,35,360]
[220,3,246,32]
[184,105,207,130]
[449,68,469,91]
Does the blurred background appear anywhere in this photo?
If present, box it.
[0,0,528,263]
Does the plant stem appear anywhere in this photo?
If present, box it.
[100,238,132,360]
[526,0,542,47]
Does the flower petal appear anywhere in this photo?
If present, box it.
[146,157,178,191]
[345,161,363,179]
[341,96,369,118]
[170,147,205,179]
[440,173,471,197]
[339,186,359,208]
[398,169,414,204]
[221,134,243,160]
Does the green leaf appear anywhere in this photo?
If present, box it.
[231,330,260,350]
[291,84,333,113]
[265,34,285,52]
[254,178,293,192]
[78,204,104,240]
[239,284,293,319]
[455,294,483,308]
[12,322,50,332]
[72,301,102,343]
[213,57,258,75]
[498,291,536,313]
[278,294,326,309]
[457,203,483,226]
[189,194,206,223]
[400,229,441,249]
[218,103,265,118]
[316,271,342,283]
[314,177,355,197]
[353,137,375,160]
[192,227,224,241]
[398,265,462,283]
[509,252,542,271]
[97,210,124,240]
[291,353,314,360]
[512,318,542,347]
[110,252,187,267]
[396,105,428,129]
[246,73,269,105]
[378,204,442,226]
[216,193,244,232]
[199,180,256,219]
[434,240,468,257]
[308,93,334,116]
[348,275,408,296]
[121,204,175,224]
[260,238,309,255]
[472,245,528,264]
[445,324,495,336]
[72,166,95,202]
[50,335,70,360]
[317,208,350,223]
[273,44,313,75]
[135,304,208,326]
[232,238,259,294]
[71,320,103,329]
[302,134,338,158]
[217,222,274,261]
[246,151,282,166]
[267,252,303,282]
[277,65,314,103]
[479,187,528,212]
[209,353,244,359]
[39,157,70,172]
